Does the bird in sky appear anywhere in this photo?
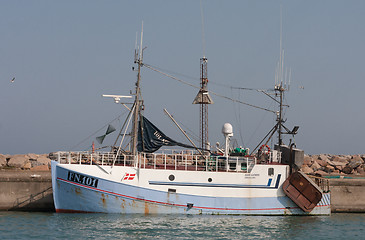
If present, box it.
[11,77,15,83]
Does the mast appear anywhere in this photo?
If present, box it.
[200,57,208,150]
[275,6,289,147]
[276,84,284,146]
[193,1,213,153]
[132,23,144,157]
[278,5,283,146]
[193,57,213,152]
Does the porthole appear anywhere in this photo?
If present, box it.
[208,178,212,182]
[169,174,175,181]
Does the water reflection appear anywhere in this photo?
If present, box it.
[1,212,364,240]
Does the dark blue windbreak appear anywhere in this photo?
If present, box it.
[137,116,195,153]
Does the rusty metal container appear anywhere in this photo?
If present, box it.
[282,171,323,212]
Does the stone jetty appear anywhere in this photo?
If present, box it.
[0,153,51,171]
[2,152,364,176]
[301,154,365,177]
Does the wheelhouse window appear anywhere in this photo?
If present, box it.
[268,168,274,176]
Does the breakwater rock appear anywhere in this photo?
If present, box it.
[0,153,51,171]
[300,154,365,177]
[1,153,365,177]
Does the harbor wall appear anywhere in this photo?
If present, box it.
[0,171,53,211]
[328,178,365,213]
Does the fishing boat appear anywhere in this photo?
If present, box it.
[51,28,331,215]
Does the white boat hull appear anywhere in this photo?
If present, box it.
[52,161,331,215]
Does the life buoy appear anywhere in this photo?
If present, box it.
[259,144,270,154]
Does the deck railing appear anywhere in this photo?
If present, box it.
[308,175,330,193]
[52,151,256,173]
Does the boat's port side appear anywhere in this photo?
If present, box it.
[51,161,330,215]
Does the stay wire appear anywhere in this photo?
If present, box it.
[177,120,201,143]
[144,63,268,92]
[231,88,245,147]
[246,100,274,147]
[69,111,128,151]
[143,63,275,113]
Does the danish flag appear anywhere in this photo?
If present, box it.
[123,173,136,181]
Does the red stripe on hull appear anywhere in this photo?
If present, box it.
[56,177,329,212]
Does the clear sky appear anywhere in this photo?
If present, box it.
[1,0,364,155]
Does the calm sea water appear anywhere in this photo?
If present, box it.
[0,212,364,239]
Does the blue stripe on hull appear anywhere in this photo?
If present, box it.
[148,174,281,189]
[149,181,278,189]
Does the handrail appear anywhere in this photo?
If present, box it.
[308,175,330,193]
[10,186,53,210]
[51,151,257,173]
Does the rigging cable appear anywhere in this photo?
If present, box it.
[174,118,201,143]
[231,87,245,147]
[69,111,128,151]
[246,100,274,147]
[143,63,276,113]
[144,63,272,92]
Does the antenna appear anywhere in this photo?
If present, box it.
[134,32,138,63]
[278,4,283,87]
[139,21,144,60]
[288,68,292,90]
[275,62,279,86]
[285,67,288,89]
[275,4,292,146]
[281,49,285,84]
[200,0,206,57]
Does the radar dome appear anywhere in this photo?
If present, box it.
[222,123,233,136]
